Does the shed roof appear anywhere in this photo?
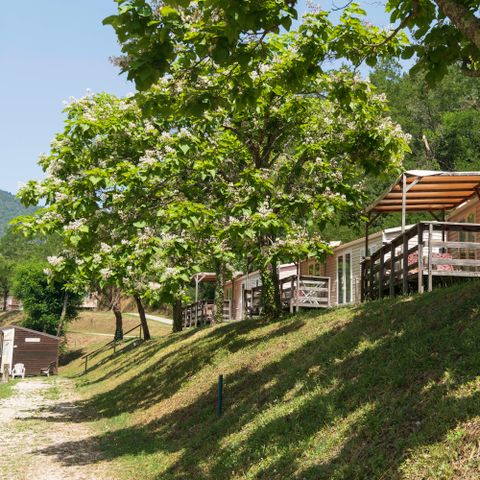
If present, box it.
[0,325,60,340]
[367,170,480,213]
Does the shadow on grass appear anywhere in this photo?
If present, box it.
[59,348,85,366]
[31,281,480,479]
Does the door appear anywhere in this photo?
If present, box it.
[337,252,352,305]
[0,328,14,373]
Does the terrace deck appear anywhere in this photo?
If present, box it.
[361,221,480,301]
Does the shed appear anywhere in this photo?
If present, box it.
[0,326,60,376]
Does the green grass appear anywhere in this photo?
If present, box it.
[62,281,480,479]
[43,380,61,401]
[0,380,17,400]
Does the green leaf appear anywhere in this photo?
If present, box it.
[89,176,103,186]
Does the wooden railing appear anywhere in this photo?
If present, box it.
[244,286,263,317]
[280,275,331,312]
[182,299,231,328]
[244,275,331,317]
[82,323,143,374]
[361,221,480,301]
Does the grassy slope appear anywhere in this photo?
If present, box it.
[63,281,480,480]
[0,311,25,327]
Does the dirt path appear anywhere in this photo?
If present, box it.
[0,378,113,480]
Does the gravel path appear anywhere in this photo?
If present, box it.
[0,378,113,480]
[125,311,173,325]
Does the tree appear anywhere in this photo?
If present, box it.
[0,255,14,311]
[12,261,81,336]
[386,0,480,82]
[16,92,211,335]
[130,11,411,319]
[370,62,480,171]
[20,8,410,325]
[105,0,480,86]
[104,1,405,91]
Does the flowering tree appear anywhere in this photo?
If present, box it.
[17,93,185,339]
[130,10,411,318]
[19,8,411,326]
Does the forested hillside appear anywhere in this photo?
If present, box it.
[0,189,35,236]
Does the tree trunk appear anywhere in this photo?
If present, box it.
[270,260,283,314]
[134,295,151,340]
[213,260,225,324]
[260,263,282,321]
[435,0,480,50]
[56,291,69,337]
[113,303,124,341]
[172,298,183,332]
[2,288,8,312]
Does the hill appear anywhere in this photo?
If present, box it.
[0,189,35,236]
[64,281,480,480]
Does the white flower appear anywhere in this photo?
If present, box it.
[55,192,69,202]
[178,127,192,138]
[148,282,162,291]
[47,256,64,267]
[100,243,112,254]
[139,149,162,166]
[43,268,53,277]
[100,268,113,280]
[64,218,87,231]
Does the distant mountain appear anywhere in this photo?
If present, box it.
[0,190,36,236]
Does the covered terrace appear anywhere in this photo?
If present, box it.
[362,171,480,301]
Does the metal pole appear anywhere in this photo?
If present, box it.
[195,275,199,303]
[217,374,224,417]
[402,173,407,233]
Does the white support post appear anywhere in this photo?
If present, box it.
[401,173,407,234]
[296,261,301,313]
[428,224,433,292]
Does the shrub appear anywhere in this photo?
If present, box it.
[12,261,81,336]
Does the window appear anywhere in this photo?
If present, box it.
[308,262,322,276]
[337,252,352,304]
[459,213,477,271]
[459,213,476,242]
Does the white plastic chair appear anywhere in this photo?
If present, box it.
[10,363,25,379]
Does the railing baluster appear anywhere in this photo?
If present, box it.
[389,242,395,297]
[428,224,433,292]
[417,224,424,294]
[379,253,384,299]
[402,233,409,294]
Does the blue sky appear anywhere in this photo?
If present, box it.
[0,0,391,194]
